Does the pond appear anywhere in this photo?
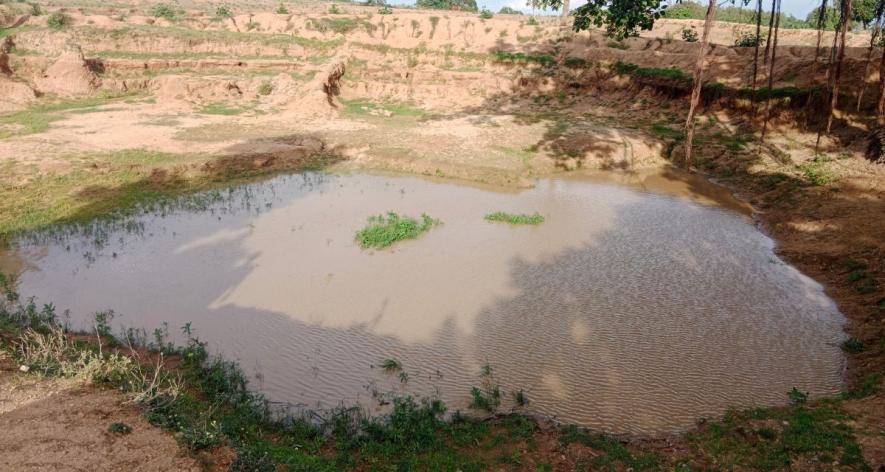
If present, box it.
[5,170,845,434]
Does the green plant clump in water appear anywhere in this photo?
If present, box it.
[355,212,440,249]
[47,12,68,29]
[484,211,545,225]
[108,422,133,434]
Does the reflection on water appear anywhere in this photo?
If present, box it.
[6,171,845,434]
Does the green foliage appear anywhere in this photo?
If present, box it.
[806,4,840,29]
[666,1,809,29]
[484,211,545,225]
[734,31,766,47]
[378,5,393,14]
[416,0,479,12]
[215,5,233,18]
[564,56,589,67]
[841,337,865,354]
[46,12,68,29]
[535,0,667,40]
[681,27,698,42]
[526,16,539,25]
[607,41,628,49]
[355,212,440,249]
[328,4,341,14]
[29,3,42,16]
[108,422,132,434]
[257,81,273,96]
[479,7,493,19]
[614,60,691,82]
[152,4,176,20]
[498,6,523,14]
[275,4,289,15]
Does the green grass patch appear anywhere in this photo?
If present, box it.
[198,102,253,115]
[613,61,692,82]
[339,98,424,118]
[484,211,545,225]
[355,212,440,249]
[797,155,837,186]
[0,92,143,139]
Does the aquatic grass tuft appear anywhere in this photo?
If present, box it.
[484,211,545,225]
[355,212,440,249]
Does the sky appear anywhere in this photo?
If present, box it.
[390,0,820,21]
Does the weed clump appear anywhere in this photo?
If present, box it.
[257,81,273,96]
[152,4,176,20]
[681,27,698,42]
[484,211,544,225]
[841,337,865,354]
[479,7,493,19]
[108,422,132,434]
[378,5,393,14]
[275,4,289,15]
[355,212,440,249]
[47,12,68,29]
[215,6,233,18]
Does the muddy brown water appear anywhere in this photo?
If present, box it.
[5,170,845,434]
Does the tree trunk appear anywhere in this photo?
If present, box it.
[760,0,782,144]
[561,0,570,18]
[878,43,885,122]
[684,0,717,169]
[762,0,777,65]
[750,0,764,120]
[804,0,829,129]
[857,27,881,111]
[826,0,852,134]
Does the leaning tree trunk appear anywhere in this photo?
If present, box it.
[561,0,570,18]
[760,0,782,144]
[827,0,852,134]
[684,0,717,168]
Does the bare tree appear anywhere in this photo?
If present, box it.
[750,0,764,119]
[684,0,717,168]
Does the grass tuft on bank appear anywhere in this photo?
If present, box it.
[484,211,545,225]
[355,212,440,249]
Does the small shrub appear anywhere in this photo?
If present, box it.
[842,337,865,354]
[257,81,273,96]
[216,6,233,18]
[108,422,132,434]
[378,5,393,14]
[681,27,698,42]
[526,16,538,26]
[479,7,493,19]
[734,31,765,47]
[484,211,545,225]
[355,212,440,249]
[275,3,289,14]
[513,389,528,406]
[328,4,341,14]
[564,57,588,68]
[787,387,808,405]
[29,3,42,16]
[47,12,68,29]
[152,4,175,20]
[607,41,628,50]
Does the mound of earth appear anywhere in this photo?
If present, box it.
[35,43,101,96]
